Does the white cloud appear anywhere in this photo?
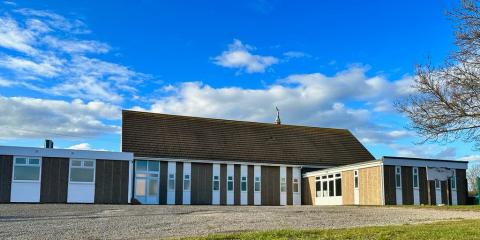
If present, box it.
[0,96,120,139]
[283,51,309,59]
[458,155,480,162]
[0,16,37,54]
[213,39,278,73]
[67,143,106,151]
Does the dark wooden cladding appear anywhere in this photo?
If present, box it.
[447,180,452,205]
[286,167,293,205]
[383,165,396,205]
[456,169,467,205]
[418,167,429,204]
[191,163,212,205]
[159,161,168,205]
[220,164,227,205]
[441,181,448,205]
[175,162,183,205]
[95,160,129,204]
[40,157,69,203]
[401,166,413,205]
[248,165,254,205]
[301,177,313,205]
[234,165,240,205]
[428,181,436,205]
[0,155,13,203]
[261,166,280,206]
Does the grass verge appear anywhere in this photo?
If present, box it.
[182,219,480,240]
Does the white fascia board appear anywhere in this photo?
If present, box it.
[134,156,332,168]
[383,157,468,169]
[303,160,383,178]
[0,145,133,161]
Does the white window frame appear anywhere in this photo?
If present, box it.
[395,166,402,188]
[435,179,441,189]
[168,173,175,191]
[353,170,359,189]
[12,156,42,182]
[183,174,191,191]
[451,170,457,190]
[280,177,287,193]
[69,159,96,184]
[227,176,234,192]
[293,178,299,193]
[212,175,220,191]
[241,176,247,192]
[254,176,261,192]
[412,167,419,189]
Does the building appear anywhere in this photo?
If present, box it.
[0,145,133,204]
[0,110,470,205]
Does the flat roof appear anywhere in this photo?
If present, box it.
[0,145,133,161]
[382,156,469,164]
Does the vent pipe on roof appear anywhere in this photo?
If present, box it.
[274,106,281,125]
[45,139,54,149]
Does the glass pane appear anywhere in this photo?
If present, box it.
[83,160,94,167]
[70,168,94,182]
[293,183,299,193]
[254,182,260,192]
[255,177,260,181]
[213,181,220,191]
[14,166,40,180]
[29,159,40,165]
[136,173,147,178]
[241,176,247,181]
[168,179,175,190]
[329,180,334,197]
[184,175,190,180]
[280,183,286,192]
[169,174,175,179]
[135,179,146,196]
[322,181,328,197]
[72,160,82,167]
[149,173,159,178]
[228,176,233,181]
[241,182,247,191]
[148,161,159,172]
[136,161,147,171]
[413,176,418,188]
[213,176,219,180]
[395,175,401,187]
[316,181,321,197]
[15,158,26,164]
[184,180,191,191]
[335,178,342,196]
[227,181,233,191]
[354,176,359,188]
[148,179,158,196]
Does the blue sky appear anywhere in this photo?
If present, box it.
[0,0,478,162]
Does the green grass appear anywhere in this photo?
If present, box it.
[182,219,480,240]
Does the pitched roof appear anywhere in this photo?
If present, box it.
[122,110,374,166]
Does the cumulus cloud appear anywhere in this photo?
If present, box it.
[0,96,120,139]
[67,143,106,151]
[0,7,148,103]
[213,39,278,73]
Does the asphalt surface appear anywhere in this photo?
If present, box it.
[0,204,479,239]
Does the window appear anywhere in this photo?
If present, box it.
[280,177,287,192]
[412,167,419,188]
[293,178,299,193]
[435,179,441,189]
[241,176,247,192]
[316,180,321,197]
[254,177,261,192]
[70,159,95,183]
[328,180,334,196]
[335,178,342,196]
[451,170,457,190]
[354,170,359,189]
[213,176,220,191]
[227,176,234,191]
[317,173,342,198]
[183,174,191,191]
[322,181,328,197]
[395,166,402,188]
[168,174,175,191]
[13,157,41,181]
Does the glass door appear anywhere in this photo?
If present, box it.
[135,160,160,204]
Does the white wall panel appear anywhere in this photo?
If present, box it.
[280,166,286,205]
[67,183,95,203]
[254,165,261,205]
[292,167,301,205]
[183,162,191,205]
[167,162,176,205]
[212,164,220,205]
[227,164,234,205]
[11,182,41,203]
[240,165,248,205]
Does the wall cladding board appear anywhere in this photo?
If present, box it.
[0,155,13,203]
[359,166,382,205]
[456,169,467,205]
[301,176,315,205]
[191,163,212,205]
[261,166,280,206]
[40,157,69,203]
[383,166,396,205]
[234,165,241,205]
[418,167,429,204]
[95,160,129,204]
[401,166,413,205]
[220,164,227,205]
[341,170,354,205]
[286,167,293,205]
[159,161,168,205]
[248,165,254,205]
[175,162,183,205]
[441,181,448,205]
[428,181,436,205]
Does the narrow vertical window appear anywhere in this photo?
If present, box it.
[213,175,220,191]
[168,174,175,191]
[335,178,342,196]
[451,170,457,190]
[183,174,191,191]
[254,177,261,192]
[241,176,247,192]
[227,176,234,191]
[293,178,299,193]
[435,179,441,189]
[395,166,402,188]
[412,167,419,188]
[354,170,359,189]
[316,179,321,197]
[280,177,286,193]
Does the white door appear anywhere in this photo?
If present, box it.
[135,160,160,204]
[353,170,359,205]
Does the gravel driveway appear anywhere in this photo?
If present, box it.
[0,204,479,239]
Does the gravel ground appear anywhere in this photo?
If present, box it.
[0,204,479,239]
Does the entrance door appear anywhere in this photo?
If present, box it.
[135,160,160,204]
[353,170,359,205]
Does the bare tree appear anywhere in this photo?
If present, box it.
[397,0,480,149]
[467,164,480,195]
